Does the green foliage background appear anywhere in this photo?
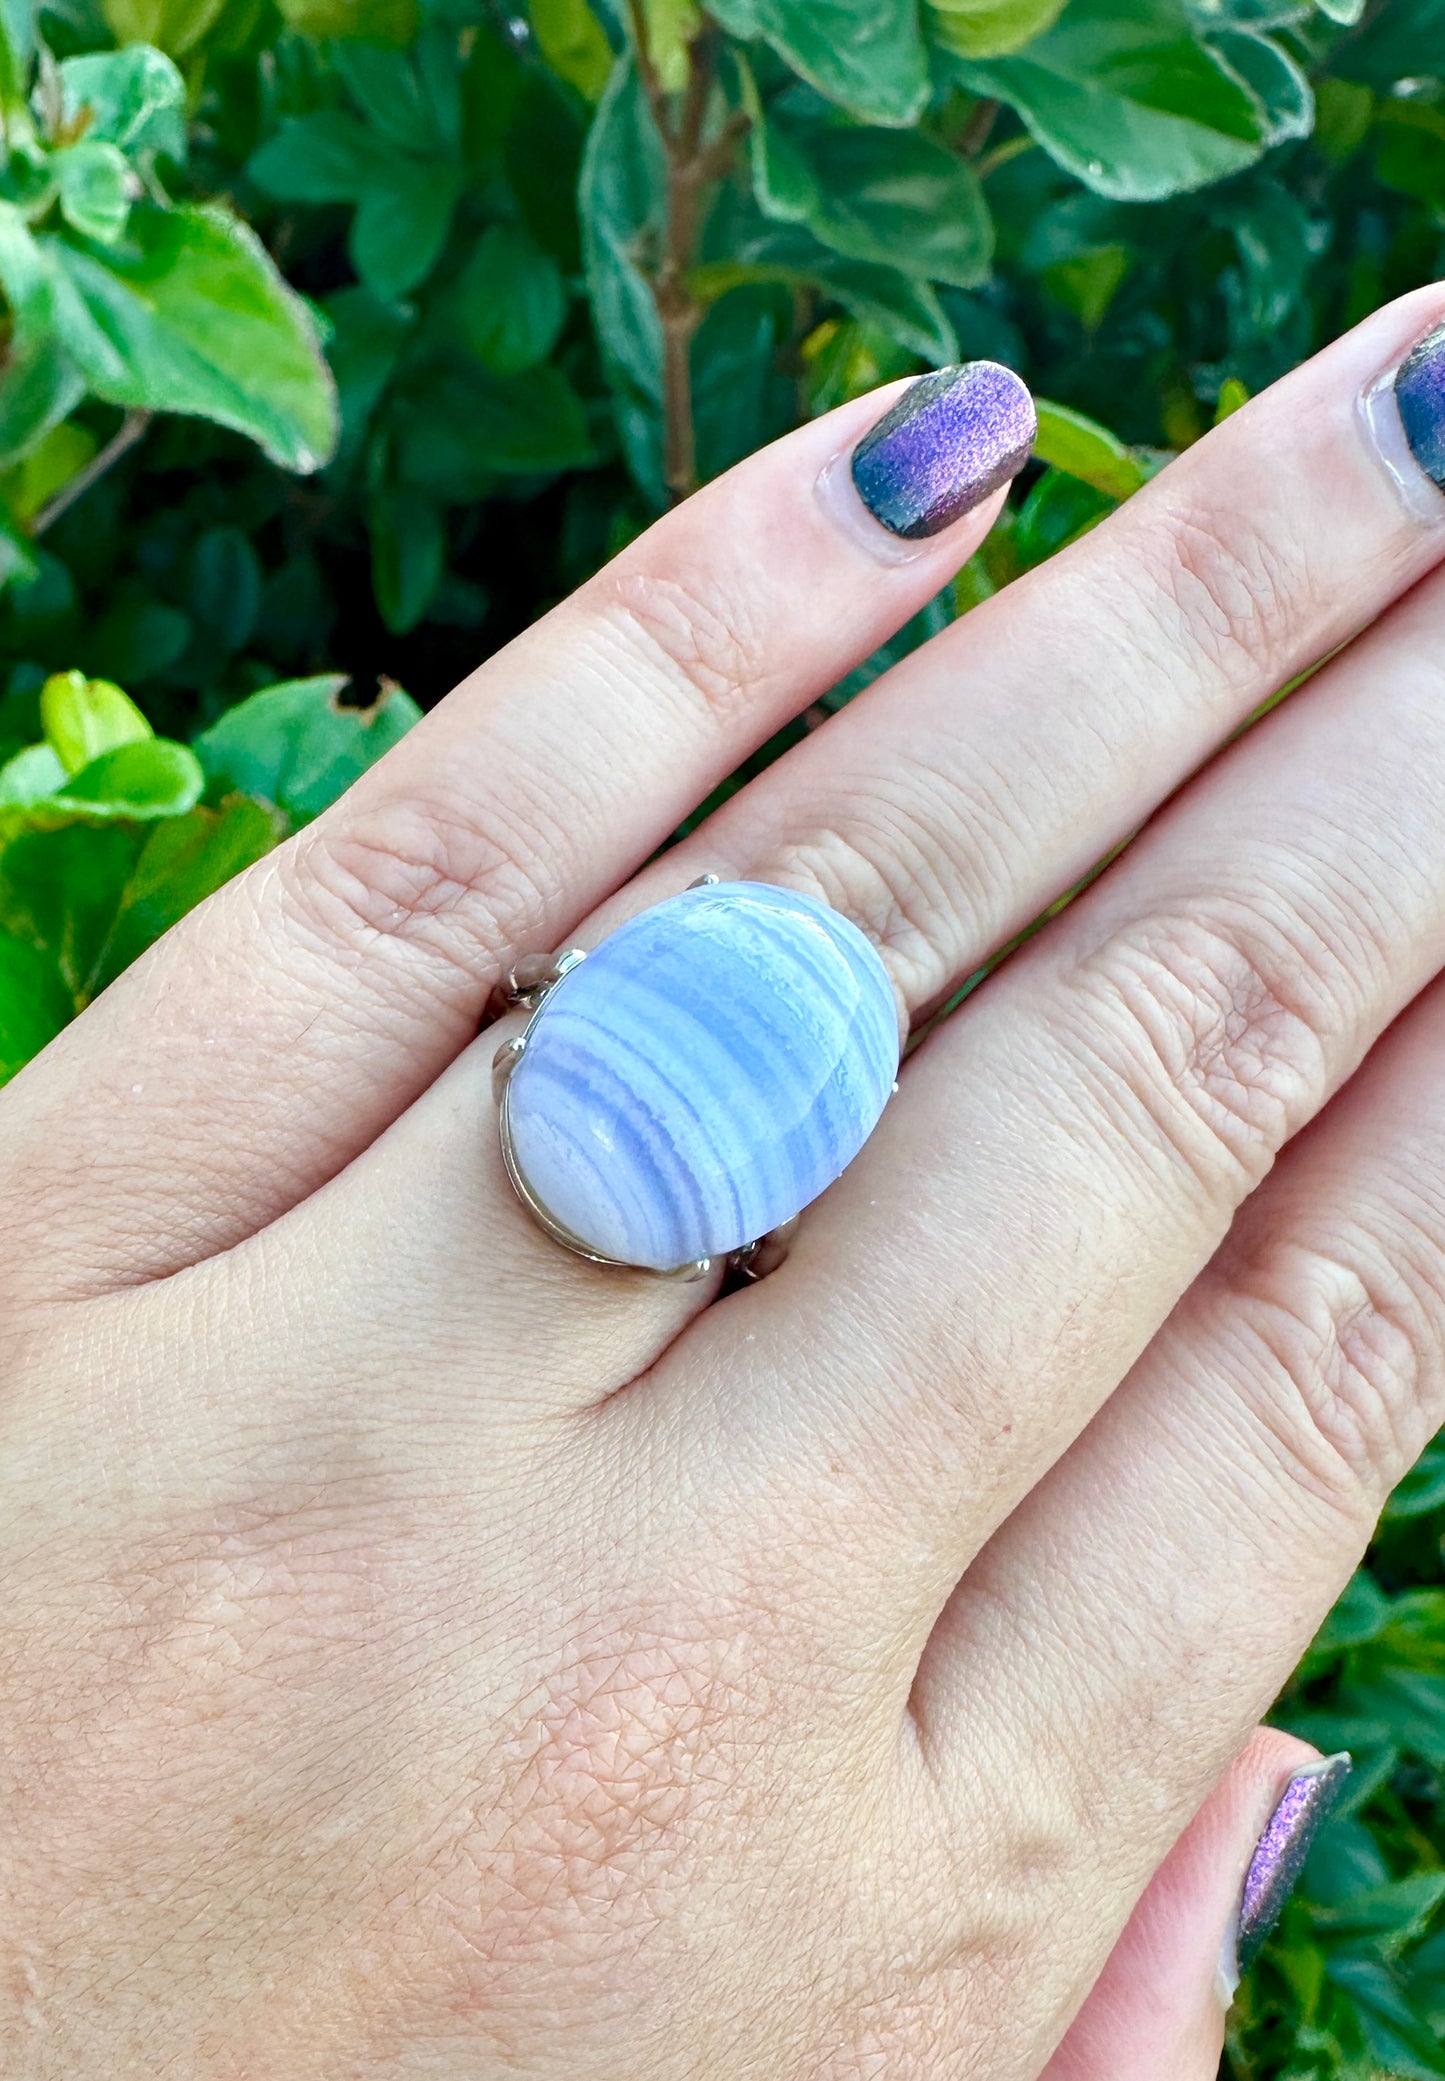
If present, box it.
[0,0,1441,2070]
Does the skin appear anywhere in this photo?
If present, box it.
[4,284,1445,2079]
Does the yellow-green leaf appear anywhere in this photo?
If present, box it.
[0,420,97,523]
[928,0,1069,61]
[102,0,226,57]
[641,0,700,91]
[40,670,152,777]
[530,0,612,100]
[1031,397,1147,499]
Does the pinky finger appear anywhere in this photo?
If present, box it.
[1043,1730,1343,2081]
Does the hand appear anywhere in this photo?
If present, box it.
[4,293,1445,2080]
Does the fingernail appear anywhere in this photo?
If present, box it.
[1362,318,1445,521]
[847,362,1036,541]
[1234,1752,1351,1976]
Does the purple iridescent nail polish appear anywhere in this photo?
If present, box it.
[1395,319,1445,489]
[1236,1752,1351,1971]
[849,362,1036,540]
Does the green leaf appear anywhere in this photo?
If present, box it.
[0,930,72,1081]
[85,795,282,993]
[0,507,38,592]
[692,281,794,480]
[349,156,462,300]
[54,141,134,246]
[322,284,413,469]
[927,0,1070,61]
[1031,397,1146,496]
[0,797,281,1009]
[1313,1874,1445,1958]
[49,204,338,472]
[392,355,594,491]
[192,672,421,823]
[40,668,151,775]
[1385,1436,1445,1519]
[708,0,929,125]
[0,0,35,106]
[579,56,666,498]
[450,223,567,375]
[247,109,376,204]
[1013,465,1115,565]
[188,525,261,655]
[57,47,187,161]
[0,342,86,469]
[1207,27,1313,145]
[951,0,1273,201]
[370,484,443,634]
[530,0,613,99]
[0,205,88,466]
[1375,101,1445,206]
[698,216,959,364]
[332,37,439,153]
[749,93,993,288]
[1324,1955,1445,2080]
[1309,1569,1395,1656]
[0,740,66,806]
[87,598,190,681]
[50,736,205,819]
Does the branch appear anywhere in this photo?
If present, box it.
[628,13,747,505]
[33,409,152,536]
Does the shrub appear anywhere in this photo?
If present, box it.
[0,0,1441,2071]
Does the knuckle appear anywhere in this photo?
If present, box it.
[278,790,550,984]
[597,567,779,730]
[759,766,1014,1012]
[1063,907,1333,1204]
[1127,495,1305,690]
[1223,1231,1444,1511]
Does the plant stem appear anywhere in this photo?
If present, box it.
[976,133,1036,181]
[627,7,747,504]
[33,409,153,536]
[960,95,999,158]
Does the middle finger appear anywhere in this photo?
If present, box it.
[648,362,1445,1649]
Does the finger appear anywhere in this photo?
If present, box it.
[652,493,1445,1652]
[230,288,1445,1389]
[915,967,1445,1965]
[1041,1730,1324,2081]
[598,288,1445,1027]
[0,371,1028,1294]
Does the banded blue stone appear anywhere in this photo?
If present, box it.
[503,881,900,1271]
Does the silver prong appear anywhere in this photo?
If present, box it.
[672,1256,713,1282]
[504,945,587,1009]
[687,872,721,890]
[729,1215,799,1283]
[492,1035,526,1104]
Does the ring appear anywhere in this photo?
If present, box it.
[492,879,900,1279]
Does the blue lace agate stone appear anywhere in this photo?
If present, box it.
[505,881,899,1270]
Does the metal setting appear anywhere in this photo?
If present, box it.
[504,945,587,1010]
[492,886,799,1286]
